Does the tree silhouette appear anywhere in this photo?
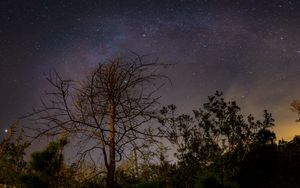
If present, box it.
[239,136,300,188]
[159,91,275,187]
[290,100,300,122]
[20,137,72,188]
[0,123,29,187]
[27,54,167,188]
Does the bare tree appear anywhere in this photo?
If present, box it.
[291,100,300,122]
[27,54,167,188]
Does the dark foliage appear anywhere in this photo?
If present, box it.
[20,137,73,188]
[3,90,300,188]
[239,136,300,188]
[158,91,276,187]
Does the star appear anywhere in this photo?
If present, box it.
[1,0,300,142]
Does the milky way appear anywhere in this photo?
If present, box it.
[2,0,300,140]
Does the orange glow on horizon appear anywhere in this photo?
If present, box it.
[274,121,300,141]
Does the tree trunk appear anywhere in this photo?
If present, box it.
[107,104,116,188]
[133,147,139,177]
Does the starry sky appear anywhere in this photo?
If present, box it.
[2,0,300,140]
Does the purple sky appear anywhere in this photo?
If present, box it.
[1,0,300,140]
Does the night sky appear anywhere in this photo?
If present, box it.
[2,0,300,140]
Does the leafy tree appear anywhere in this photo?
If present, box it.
[0,123,29,187]
[239,136,300,188]
[159,91,275,187]
[195,169,226,188]
[75,161,106,188]
[28,54,167,188]
[115,149,139,187]
[21,137,69,188]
